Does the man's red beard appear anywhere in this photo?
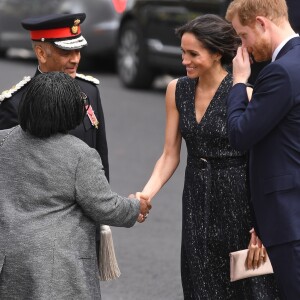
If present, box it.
[249,37,272,62]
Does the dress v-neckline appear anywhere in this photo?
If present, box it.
[193,74,228,125]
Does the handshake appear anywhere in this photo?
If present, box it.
[129,192,152,223]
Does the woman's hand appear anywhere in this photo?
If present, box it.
[129,192,152,223]
[246,228,268,269]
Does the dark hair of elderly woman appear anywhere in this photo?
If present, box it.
[175,14,240,67]
[18,71,85,138]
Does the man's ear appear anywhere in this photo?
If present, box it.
[34,45,47,63]
[255,16,267,32]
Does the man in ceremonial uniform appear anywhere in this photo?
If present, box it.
[0,13,109,181]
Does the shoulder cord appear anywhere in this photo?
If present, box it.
[0,126,19,147]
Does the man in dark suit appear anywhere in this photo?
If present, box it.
[226,0,300,298]
[0,13,109,267]
[0,13,109,181]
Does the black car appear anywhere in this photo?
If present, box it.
[117,0,230,89]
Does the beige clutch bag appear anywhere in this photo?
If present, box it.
[229,249,274,282]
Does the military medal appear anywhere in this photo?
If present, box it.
[86,105,99,129]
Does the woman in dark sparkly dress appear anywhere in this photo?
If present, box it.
[140,14,279,299]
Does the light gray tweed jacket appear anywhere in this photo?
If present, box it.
[0,126,140,300]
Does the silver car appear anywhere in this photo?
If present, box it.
[0,0,124,58]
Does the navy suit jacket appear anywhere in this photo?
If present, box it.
[227,37,300,247]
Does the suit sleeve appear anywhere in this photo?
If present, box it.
[227,63,294,151]
[75,148,140,227]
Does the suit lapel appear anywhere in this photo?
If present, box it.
[276,37,300,60]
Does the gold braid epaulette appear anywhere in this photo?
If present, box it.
[76,73,100,85]
[0,76,31,103]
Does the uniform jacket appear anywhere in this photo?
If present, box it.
[227,37,300,247]
[0,126,140,299]
[0,69,109,181]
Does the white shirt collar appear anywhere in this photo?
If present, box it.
[272,33,299,61]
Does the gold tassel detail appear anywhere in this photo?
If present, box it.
[98,225,121,281]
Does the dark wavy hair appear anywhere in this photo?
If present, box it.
[175,14,240,66]
[19,72,85,138]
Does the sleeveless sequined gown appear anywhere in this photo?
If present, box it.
[175,74,279,299]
